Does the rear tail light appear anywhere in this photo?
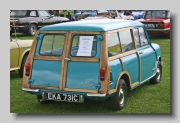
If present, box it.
[25,63,31,76]
[157,22,168,28]
[100,67,106,81]
[13,21,19,26]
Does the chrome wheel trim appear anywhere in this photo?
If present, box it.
[119,86,125,105]
[30,25,36,35]
[156,66,161,81]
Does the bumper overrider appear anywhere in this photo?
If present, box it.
[22,87,107,103]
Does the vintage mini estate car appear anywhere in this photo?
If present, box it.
[10,10,69,36]
[22,19,162,110]
[10,38,33,77]
[137,10,170,38]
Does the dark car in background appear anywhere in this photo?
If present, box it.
[10,10,69,36]
[137,10,170,38]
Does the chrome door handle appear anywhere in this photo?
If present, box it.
[65,58,71,61]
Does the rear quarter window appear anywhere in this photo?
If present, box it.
[118,29,135,53]
[107,32,121,57]
[107,29,135,57]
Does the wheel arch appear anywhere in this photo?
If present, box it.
[29,22,38,27]
[18,49,30,68]
[110,71,131,94]
[121,73,131,91]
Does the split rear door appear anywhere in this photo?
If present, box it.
[29,31,103,93]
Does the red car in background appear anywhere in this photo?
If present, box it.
[137,10,170,38]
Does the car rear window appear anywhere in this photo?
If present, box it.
[145,10,166,18]
[70,35,97,57]
[10,10,27,16]
[40,34,65,56]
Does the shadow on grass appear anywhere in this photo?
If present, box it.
[11,33,34,40]
[24,98,113,114]
[149,35,169,39]
[10,70,21,79]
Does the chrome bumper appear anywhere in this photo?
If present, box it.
[87,93,106,97]
[147,28,170,32]
[22,87,39,92]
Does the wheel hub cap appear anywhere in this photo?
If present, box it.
[119,86,125,104]
[156,67,161,81]
[31,26,36,35]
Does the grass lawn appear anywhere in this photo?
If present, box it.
[10,34,170,114]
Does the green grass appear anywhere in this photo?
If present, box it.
[11,33,34,40]
[10,34,170,114]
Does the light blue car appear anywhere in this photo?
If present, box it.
[74,10,97,19]
[132,10,145,20]
[22,19,162,111]
[119,10,145,20]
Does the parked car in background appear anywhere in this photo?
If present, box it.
[117,10,145,20]
[22,19,162,111]
[10,37,33,77]
[137,10,170,38]
[80,10,134,20]
[10,10,69,36]
[74,10,97,19]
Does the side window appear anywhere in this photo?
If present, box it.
[70,35,97,57]
[139,27,148,47]
[107,32,121,57]
[145,11,151,18]
[167,11,170,18]
[40,35,65,56]
[118,29,134,53]
[134,28,140,48]
[38,10,50,17]
[30,11,37,17]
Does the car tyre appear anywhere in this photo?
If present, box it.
[150,61,162,84]
[19,55,28,78]
[28,24,37,36]
[167,31,170,39]
[37,95,53,104]
[110,79,127,111]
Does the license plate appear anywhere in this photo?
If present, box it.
[45,93,80,102]
[145,24,155,28]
